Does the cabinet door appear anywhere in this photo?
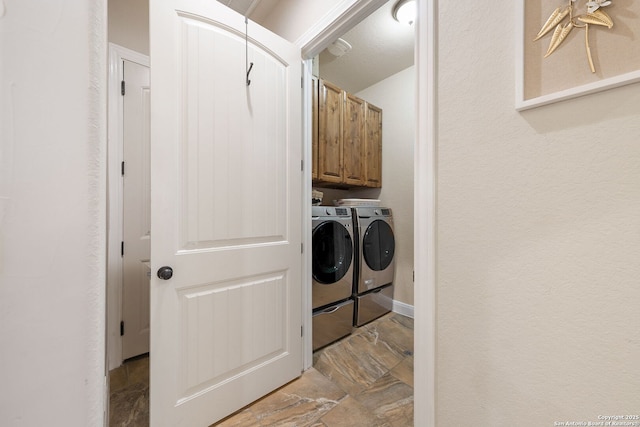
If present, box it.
[364,102,382,188]
[318,80,343,184]
[343,93,366,186]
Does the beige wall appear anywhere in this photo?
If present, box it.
[356,66,415,307]
[436,0,640,425]
[108,0,149,54]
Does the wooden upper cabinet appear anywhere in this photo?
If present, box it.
[317,79,343,184]
[313,78,382,188]
[364,102,382,188]
[343,93,366,186]
[311,77,318,180]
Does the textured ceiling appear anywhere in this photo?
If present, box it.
[318,1,415,94]
[218,0,415,94]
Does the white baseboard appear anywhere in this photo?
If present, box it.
[392,299,414,318]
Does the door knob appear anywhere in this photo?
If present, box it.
[157,266,174,280]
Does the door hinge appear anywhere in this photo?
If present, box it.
[301,326,304,337]
[120,321,125,336]
[121,161,125,176]
[301,77,303,88]
[121,80,125,96]
[301,160,304,171]
[121,241,124,257]
[301,243,304,253]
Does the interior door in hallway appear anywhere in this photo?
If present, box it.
[122,59,151,360]
[149,1,303,425]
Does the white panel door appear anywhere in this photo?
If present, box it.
[149,1,302,426]
[122,59,151,360]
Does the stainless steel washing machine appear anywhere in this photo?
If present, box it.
[312,206,354,308]
[311,206,355,349]
[353,207,395,326]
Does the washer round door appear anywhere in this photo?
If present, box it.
[312,221,353,284]
[362,220,395,271]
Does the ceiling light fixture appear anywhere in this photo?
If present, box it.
[392,0,417,25]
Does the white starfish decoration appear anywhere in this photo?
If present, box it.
[586,0,612,13]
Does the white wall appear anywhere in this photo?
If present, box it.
[0,1,106,426]
[108,0,149,55]
[356,66,415,307]
[436,0,640,425]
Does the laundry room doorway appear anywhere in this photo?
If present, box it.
[307,0,416,325]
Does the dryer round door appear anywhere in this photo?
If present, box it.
[362,220,395,271]
[312,221,353,284]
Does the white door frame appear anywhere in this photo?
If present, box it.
[413,1,437,425]
[297,0,437,425]
[106,43,150,371]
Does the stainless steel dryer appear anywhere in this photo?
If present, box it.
[353,207,395,326]
[311,206,355,350]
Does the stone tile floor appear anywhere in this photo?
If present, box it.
[109,353,150,427]
[109,312,413,426]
